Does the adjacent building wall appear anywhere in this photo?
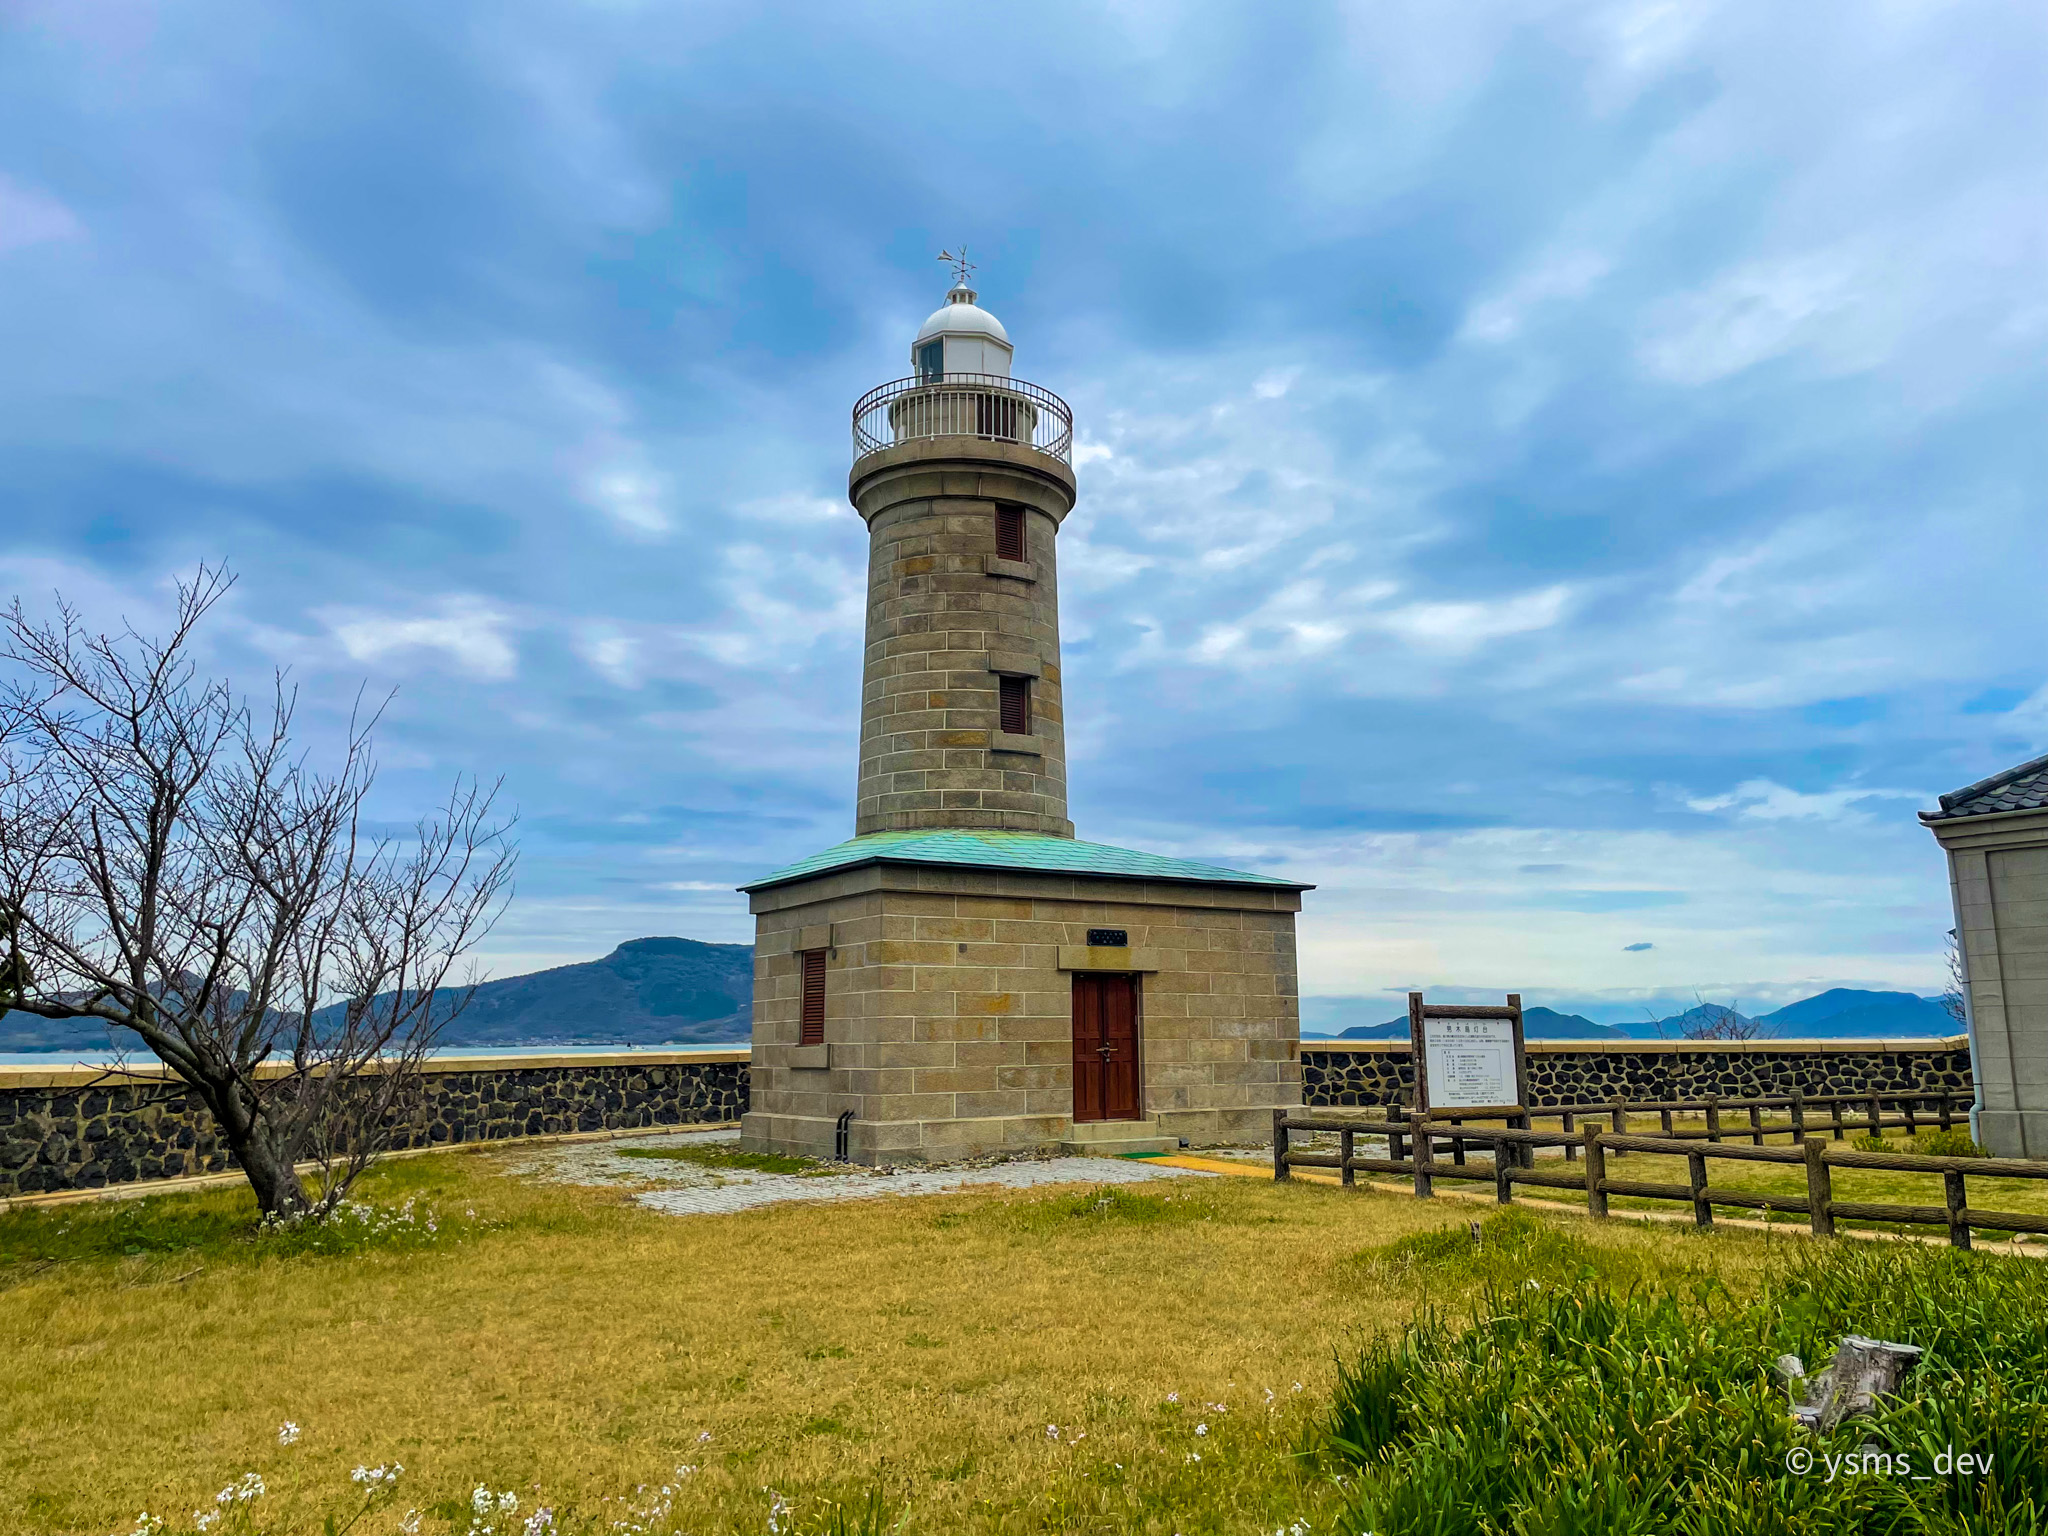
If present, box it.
[0,1050,748,1200]
[1928,806,2048,1156]
[742,861,1304,1163]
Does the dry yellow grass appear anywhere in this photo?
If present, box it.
[0,1141,1775,1536]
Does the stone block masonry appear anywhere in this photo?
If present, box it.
[1303,1038,1974,1110]
[0,1050,748,1200]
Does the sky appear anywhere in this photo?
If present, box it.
[2,0,2043,1027]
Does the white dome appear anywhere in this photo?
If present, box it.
[916,296,1010,346]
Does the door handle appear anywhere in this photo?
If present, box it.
[1097,1044,1116,1060]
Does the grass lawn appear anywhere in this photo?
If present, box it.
[0,1139,1766,1536]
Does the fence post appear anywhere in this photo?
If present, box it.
[1939,1092,1954,1132]
[1584,1126,1608,1218]
[1340,1126,1355,1188]
[1803,1138,1834,1237]
[1904,1096,1918,1137]
[1688,1150,1712,1228]
[1563,1109,1578,1161]
[1495,1135,1514,1205]
[1272,1109,1290,1182]
[1661,1106,1674,1136]
[1450,1117,1466,1167]
[1790,1088,1806,1142]
[1706,1096,1722,1144]
[1749,1104,1764,1146]
[1945,1168,1970,1251]
[1610,1103,1628,1159]
[1868,1091,1884,1139]
[1410,1111,1433,1199]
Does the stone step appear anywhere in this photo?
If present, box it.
[1061,1119,1179,1157]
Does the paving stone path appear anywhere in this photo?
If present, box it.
[506,1128,1215,1217]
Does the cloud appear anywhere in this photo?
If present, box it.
[1684,780,1924,823]
[0,175,82,253]
[325,598,520,681]
[0,0,2036,988]
[1637,251,1865,385]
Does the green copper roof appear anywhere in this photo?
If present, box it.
[740,829,1312,893]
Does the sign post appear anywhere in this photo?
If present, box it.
[1408,992,1530,1164]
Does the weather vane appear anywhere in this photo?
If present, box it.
[938,246,976,288]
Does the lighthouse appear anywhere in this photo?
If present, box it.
[739,261,1310,1165]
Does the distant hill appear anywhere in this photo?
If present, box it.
[1313,1007,1629,1042]
[0,937,753,1053]
[1303,990,1962,1043]
[1757,988,1956,1038]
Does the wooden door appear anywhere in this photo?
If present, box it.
[1071,974,1142,1122]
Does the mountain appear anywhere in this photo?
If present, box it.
[0,936,754,1053]
[1756,988,1956,1038]
[1309,1007,1629,1042]
[1301,990,1962,1044]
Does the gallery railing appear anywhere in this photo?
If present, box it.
[852,373,1073,466]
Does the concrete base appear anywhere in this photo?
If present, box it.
[1974,1108,2048,1161]
[742,1109,1071,1167]
[1061,1118,1177,1157]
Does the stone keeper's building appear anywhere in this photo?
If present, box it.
[738,272,1310,1165]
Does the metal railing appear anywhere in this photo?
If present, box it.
[852,373,1073,466]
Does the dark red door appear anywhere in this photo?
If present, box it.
[1072,974,1142,1122]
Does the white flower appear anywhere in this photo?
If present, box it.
[473,1486,495,1516]
[697,1430,713,1444]
[194,1515,220,1534]
[1046,1424,1059,1440]
[498,1492,519,1513]
[400,1513,423,1536]
[522,1511,556,1536]
[277,1422,301,1447]
[1292,1382,1303,1392]
[1165,1392,1179,1403]
[1185,1451,1202,1463]
[214,1474,264,1506]
[1195,1423,1208,1437]
[1525,1278,1540,1291]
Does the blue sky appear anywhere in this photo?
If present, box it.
[2,0,2042,1025]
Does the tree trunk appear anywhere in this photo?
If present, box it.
[220,1110,313,1219]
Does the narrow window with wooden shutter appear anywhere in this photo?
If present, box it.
[799,949,826,1045]
[995,505,1025,562]
[998,674,1031,736]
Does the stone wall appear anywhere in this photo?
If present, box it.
[1303,1038,1974,1110]
[0,1050,749,1200]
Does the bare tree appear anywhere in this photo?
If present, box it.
[0,567,514,1220]
[1645,993,1773,1042]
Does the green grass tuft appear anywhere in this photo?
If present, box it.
[1317,1235,2048,1534]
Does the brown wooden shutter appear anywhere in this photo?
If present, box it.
[999,674,1030,736]
[995,505,1025,562]
[799,949,826,1045]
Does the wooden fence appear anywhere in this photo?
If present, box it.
[1271,1105,2048,1251]
[1413,1087,1966,1164]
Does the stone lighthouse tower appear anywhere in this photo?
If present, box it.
[739,261,1309,1165]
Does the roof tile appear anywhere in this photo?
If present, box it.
[1922,751,2048,821]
